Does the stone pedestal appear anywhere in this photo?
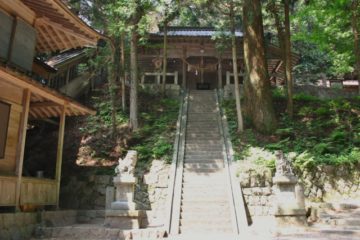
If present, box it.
[273,175,307,226]
[105,210,142,229]
[105,151,141,229]
[111,175,137,210]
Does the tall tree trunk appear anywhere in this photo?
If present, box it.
[352,0,360,94]
[268,1,287,85]
[243,0,277,133]
[120,32,126,111]
[284,0,294,117]
[109,41,117,136]
[230,1,244,132]
[130,29,139,130]
[161,22,168,97]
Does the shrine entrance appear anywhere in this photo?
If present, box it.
[185,56,219,90]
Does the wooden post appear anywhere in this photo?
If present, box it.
[174,71,178,85]
[55,105,66,209]
[15,89,31,211]
[157,74,161,85]
[182,47,187,89]
[200,56,204,84]
[226,71,230,85]
[218,57,222,89]
[64,68,70,94]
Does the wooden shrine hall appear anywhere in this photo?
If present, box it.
[0,0,104,210]
[139,27,298,93]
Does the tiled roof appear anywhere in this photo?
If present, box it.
[152,27,243,37]
[45,48,87,67]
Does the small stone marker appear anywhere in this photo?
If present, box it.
[273,151,307,227]
[105,150,142,229]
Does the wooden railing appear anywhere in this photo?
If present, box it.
[0,176,57,207]
[0,176,17,206]
[20,177,57,205]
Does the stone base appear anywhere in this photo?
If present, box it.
[111,201,136,210]
[105,210,141,229]
[275,215,308,227]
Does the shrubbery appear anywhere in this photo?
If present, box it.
[223,92,360,172]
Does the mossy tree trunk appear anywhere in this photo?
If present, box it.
[243,0,277,133]
[129,29,139,130]
[284,0,294,117]
[120,32,126,111]
[351,0,360,95]
[161,22,168,97]
[229,1,244,132]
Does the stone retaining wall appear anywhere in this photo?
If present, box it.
[140,160,170,228]
[237,161,360,225]
[223,84,357,100]
[0,210,77,240]
[238,167,274,222]
[294,85,357,99]
[298,165,360,201]
[60,175,113,210]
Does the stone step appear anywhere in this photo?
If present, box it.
[180,225,233,234]
[184,154,223,158]
[185,150,223,155]
[185,140,222,145]
[185,135,221,139]
[36,226,166,240]
[181,189,228,198]
[180,218,232,227]
[184,163,224,169]
[183,168,225,174]
[185,144,222,148]
[184,159,224,164]
[181,194,229,203]
[185,147,223,152]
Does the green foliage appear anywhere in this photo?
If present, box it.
[133,97,179,165]
[292,0,356,76]
[79,93,129,134]
[224,94,360,172]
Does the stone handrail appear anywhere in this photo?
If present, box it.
[215,89,249,234]
[164,90,188,235]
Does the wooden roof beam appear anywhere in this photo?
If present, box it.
[37,17,95,45]
[30,101,59,108]
[35,24,58,52]
[39,24,64,50]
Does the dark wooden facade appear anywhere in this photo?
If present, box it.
[139,27,298,90]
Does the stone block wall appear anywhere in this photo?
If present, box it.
[139,160,170,228]
[294,85,357,99]
[239,168,274,222]
[60,175,113,210]
[299,165,360,201]
[0,210,77,240]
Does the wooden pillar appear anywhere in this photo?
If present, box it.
[141,74,145,84]
[55,105,66,209]
[218,58,222,89]
[64,68,71,94]
[226,71,231,85]
[182,47,187,89]
[174,71,178,85]
[15,89,31,211]
[200,56,204,84]
[157,74,161,84]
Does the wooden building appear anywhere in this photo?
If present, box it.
[139,27,298,93]
[0,0,104,210]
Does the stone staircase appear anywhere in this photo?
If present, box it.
[179,90,236,235]
[310,202,360,235]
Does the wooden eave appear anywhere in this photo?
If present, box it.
[20,0,105,53]
[0,66,95,119]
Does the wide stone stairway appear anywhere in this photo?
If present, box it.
[179,90,236,235]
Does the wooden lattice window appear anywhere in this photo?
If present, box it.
[0,101,11,159]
